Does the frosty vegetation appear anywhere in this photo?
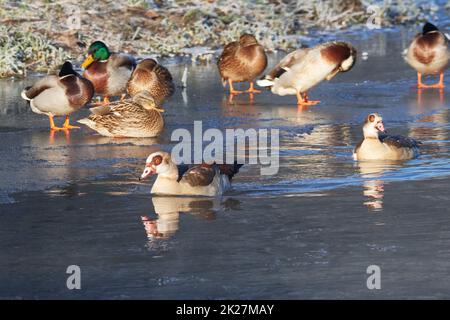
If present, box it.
[0,0,444,77]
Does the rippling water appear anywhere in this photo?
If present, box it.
[1,27,450,299]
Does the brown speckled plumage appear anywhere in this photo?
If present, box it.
[217,34,267,83]
[78,92,164,138]
[127,59,175,104]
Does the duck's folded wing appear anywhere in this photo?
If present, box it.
[266,48,310,80]
[379,134,421,149]
[88,104,114,116]
[111,54,137,70]
[22,75,60,99]
[181,165,217,187]
[218,41,239,64]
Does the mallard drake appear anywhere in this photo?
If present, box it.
[353,113,420,161]
[127,58,175,104]
[81,41,136,104]
[139,151,243,196]
[21,61,94,131]
[257,41,356,106]
[406,22,449,89]
[77,91,164,138]
[217,34,267,94]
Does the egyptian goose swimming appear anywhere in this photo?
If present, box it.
[217,34,267,94]
[257,41,356,105]
[127,58,175,105]
[139,151,243,196]
[81,41,136,104]
[405,22,449,89]
[353,113,420,161]
[21,61,94,131]
[78,91,164,138]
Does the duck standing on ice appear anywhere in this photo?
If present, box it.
[405,22,449,89]
[257,41,356,106]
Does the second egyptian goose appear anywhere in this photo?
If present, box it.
[257,41,356,106]
[353,113,420,161]
[139,151,243,196]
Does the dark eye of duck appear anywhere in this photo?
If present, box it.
[152,155,163,165]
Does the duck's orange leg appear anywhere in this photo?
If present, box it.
[48,115,64,131]
[62,116,80,130]
[228,79,243,95]
[296,91,320,106]
[245,81,261,94]
[418,72,445,89]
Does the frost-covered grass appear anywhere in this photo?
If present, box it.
[0,0,444,77]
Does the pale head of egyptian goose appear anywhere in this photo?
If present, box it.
[354,113,420,161]
[140,151,243,196]
[363,113,385,138]
[140,151,176,180]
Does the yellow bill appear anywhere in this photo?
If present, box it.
[81,55,95,69]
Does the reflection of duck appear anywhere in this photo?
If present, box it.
[140,151,243,196]
[141,197,225,239]
[406,22,449,89]
[257,41,356,106]
[353,113,420,161]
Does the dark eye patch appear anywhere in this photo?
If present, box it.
[152,155,163,165]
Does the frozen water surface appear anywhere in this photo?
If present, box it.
[1,28,450,299]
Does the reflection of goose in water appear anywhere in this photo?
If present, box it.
[141,196,236,240]
[357,161,392,211]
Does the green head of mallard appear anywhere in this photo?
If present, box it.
[81,41,110,69]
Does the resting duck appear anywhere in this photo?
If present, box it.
[405,22,449,89]
[81,41,136,104]
[127,58,175,104]
[217,34,267,94]
[21,61,94,131]
[257,41,356,105]
[78,91,164,137]
[353,113,420,161]
[139,151,243,196]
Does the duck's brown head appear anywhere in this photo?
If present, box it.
[137,58,158,71]
[239,34,258,47]
[363,113,385,138]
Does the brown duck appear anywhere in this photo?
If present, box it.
[406,22,449,89]
[217,34,267,94]
[127,58,175,105]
